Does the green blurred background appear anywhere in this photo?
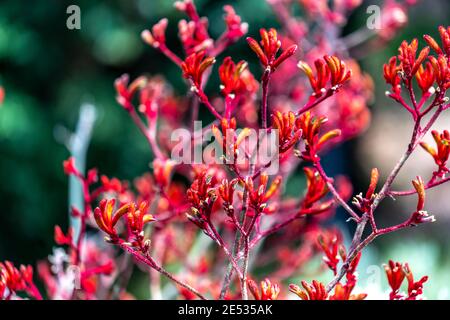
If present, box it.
[0,0,449,298]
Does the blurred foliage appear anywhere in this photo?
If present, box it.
[0,0,280,264]
[0,0,449,299]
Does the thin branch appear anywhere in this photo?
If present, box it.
[118,241,207,300]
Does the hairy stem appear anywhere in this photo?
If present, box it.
[314,160,360,221]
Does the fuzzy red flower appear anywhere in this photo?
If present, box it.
[126,201,156,242]
[415,61,435,93]
[397,39,430,78]
[384,260,428,300]
[63,157,80,177]
[94,199,132,240]
[0,261,41,300]
[329,282,367,300]
[54,225,73,246]
[428,55,450,90]
[298,59,330,97]
[0,86,4,105]
[222,5,248,43]
[271,110,302,154]
[317,229,343,275]
[295,112,341,161]
[300,167,333,215]
[409,177,435,225]
[404,263,428,300]
[100,175,128,195]
[175,0,211,55]
[289,280,328,300]
[352,168,379,213]
[114,74,147,112]
[186,171,218,229]
[218,178,238,214]
[324,55,352,88]
[218,57,250,97]
[383,56,401,95]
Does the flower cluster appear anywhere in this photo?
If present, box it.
[246,173,282,213]
[0,86,4,105]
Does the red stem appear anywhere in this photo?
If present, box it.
[195,86,223,120]
[314,160,360,221]
[117,240,207,300]
[261,68,271,129]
